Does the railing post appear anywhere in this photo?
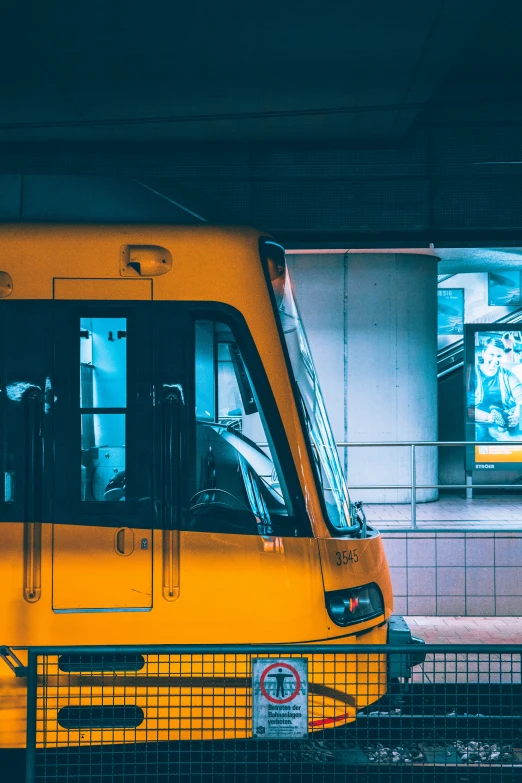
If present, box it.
[466,469,473,500]
[25,649,37,783]
[410,444,417,530]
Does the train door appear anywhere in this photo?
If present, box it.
[1,286,187,613]
[52,301,150,610]
[50,280,176,611]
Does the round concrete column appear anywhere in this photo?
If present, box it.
[346,250,438,503]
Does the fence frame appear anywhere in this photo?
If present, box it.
[24,642,522,783]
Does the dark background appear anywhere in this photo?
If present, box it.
[1,0,521,247]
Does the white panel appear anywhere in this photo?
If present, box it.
[286,253,345,449]
[346,252,438,503]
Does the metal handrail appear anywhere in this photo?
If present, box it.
[336,439,522,530]
[20,642,522,654]
[337,440,522,447]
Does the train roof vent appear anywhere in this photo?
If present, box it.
[121,245,172,277]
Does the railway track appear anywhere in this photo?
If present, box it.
[351,682,522,743]
[3,736,521,782]
[3,684,521,781]
[336,682,522,770]
[26,720,522,781]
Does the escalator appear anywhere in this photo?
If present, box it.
[437,307,522,379]
[437,274,522,380]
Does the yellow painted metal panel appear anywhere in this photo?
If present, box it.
[52,525,153,610]
[53,278,152,300]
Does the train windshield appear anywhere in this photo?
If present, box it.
[265,244,353,530]
[194,319,300,536]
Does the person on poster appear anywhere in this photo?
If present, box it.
[501,332,522,381]
[470,337,522,441]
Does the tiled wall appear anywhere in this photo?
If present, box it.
[381,532,522,616]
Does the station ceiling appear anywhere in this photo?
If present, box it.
[1,1,521,245]
[0,0,498,143]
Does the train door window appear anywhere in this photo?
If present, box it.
[192,319,293,534]
[52,303,154,611]
[54,305,153,526]
[80,318,127,502]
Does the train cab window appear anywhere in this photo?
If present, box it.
[192,320,293,534]
[262,241,354,532]
[80,318,127,502]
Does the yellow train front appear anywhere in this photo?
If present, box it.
[0,225,416,748]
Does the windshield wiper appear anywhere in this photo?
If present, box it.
[352,500,367,538]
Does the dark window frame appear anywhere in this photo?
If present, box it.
[258,237,359,538]
[186,303,312,538]
[1,299,312,537]
[0,300,54,523]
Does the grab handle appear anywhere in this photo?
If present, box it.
[115,527,134,556]
[23,388,44,603]
[161,386,183,601]
[24,388,44,522]
[162,387,183,530]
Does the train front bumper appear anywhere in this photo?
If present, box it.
[387,615,426,680]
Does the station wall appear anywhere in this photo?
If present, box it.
[288,249,439,502]
[381,532,522,617]
[289,252,522,617]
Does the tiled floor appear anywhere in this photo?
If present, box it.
[406,616,522,643]
[366,494,522,528]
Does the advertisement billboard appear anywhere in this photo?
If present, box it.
[438,288,464,335]
[465,326,522,469]
[488,271,522,306]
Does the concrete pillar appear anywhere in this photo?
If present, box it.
[346,250,438,503]
[286,252,346,458]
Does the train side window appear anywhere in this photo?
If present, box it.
[80,318,127,502]
[192,320,293,535]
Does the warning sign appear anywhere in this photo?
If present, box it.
[252,658,308,739]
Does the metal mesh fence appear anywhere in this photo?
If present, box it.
[26,644,522,782]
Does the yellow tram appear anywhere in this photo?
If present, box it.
[0,225,398,747]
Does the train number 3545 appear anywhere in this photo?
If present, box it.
[335,549,358,566]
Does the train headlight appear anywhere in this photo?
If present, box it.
[325,583,384,627]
